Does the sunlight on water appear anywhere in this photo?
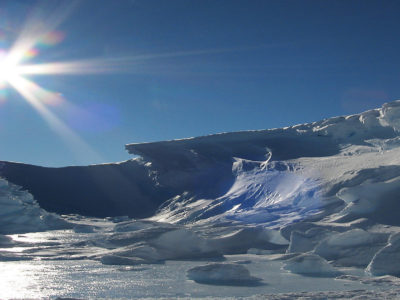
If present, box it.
[10,231,63,243]
[0,261,49,299]
[0,256,372,299]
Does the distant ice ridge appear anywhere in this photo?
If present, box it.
[0,176,69,234]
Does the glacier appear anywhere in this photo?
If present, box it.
[1,100,400,298]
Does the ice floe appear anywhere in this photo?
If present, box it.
[187,263,262,286]
[283,253,341,277]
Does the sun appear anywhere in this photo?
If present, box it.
[0,58,20,84]
[0,2,118,163]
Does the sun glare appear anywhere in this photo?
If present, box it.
[0,56,19,84]
[0,3,112,163]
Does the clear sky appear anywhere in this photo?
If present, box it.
[0,0,399,167]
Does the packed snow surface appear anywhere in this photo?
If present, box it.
[1,100,400,298]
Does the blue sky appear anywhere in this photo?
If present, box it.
[0,0,399,167]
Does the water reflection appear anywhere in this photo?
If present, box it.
[0,261,50,299]
[0,257,373,299]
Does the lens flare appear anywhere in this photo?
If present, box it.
[7,75,102,162]
[38,31,65,47]
[22,48,39,60]
[0,2,253,163]
[0,2,107,163]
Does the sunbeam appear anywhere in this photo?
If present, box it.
[0,2,272,164]
[7,75,103,162]
[0,2,104,163]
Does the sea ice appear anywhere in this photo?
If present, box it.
[314,229,388,267]
[367,232,400,276]
[286,227,332,253]
[151,228,221,259]
[283,253,341,277]
[100,255,149,266]
[187,263,262,286]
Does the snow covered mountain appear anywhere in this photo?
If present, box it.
[1,100,400,298]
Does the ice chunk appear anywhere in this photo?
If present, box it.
[106,244,162,263]
[187,263,262,286]
[100,255,149,266]
[73,224,95,233]
[283,253,341,277]
[367,233,400,276]
[99,226,177,247]
[314,229,388,267]
[337,176,400,223]
[287,227,333,253]
[209,227,287,255]
[151,228,222,259]
[381,100,400,131]
[95,226,222,262]
[0,234,15,247]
